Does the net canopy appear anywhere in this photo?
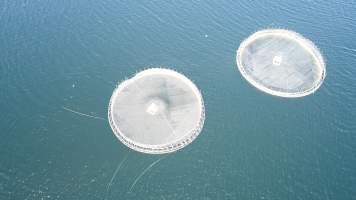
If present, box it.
[237,29,326,97]
[108,68,205,154]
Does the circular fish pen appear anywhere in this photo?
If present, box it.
[108,68,205,154]
[236,29,326,98]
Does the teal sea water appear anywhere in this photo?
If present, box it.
[1,1,356,199]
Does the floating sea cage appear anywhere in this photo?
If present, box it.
[236,29,326,97]
[108,68,205,154]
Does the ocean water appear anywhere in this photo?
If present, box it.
[0,0,356,199]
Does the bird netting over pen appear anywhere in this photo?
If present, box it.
[236,29,326,98]
[108,68,205,154]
